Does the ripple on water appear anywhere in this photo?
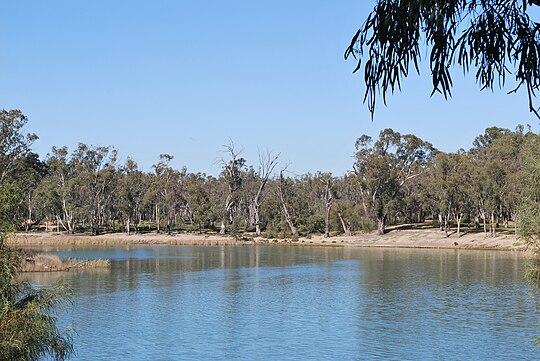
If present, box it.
[30,246,539,361]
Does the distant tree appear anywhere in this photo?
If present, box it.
[118,158,145,234]
[152,154,183,234]
[332,174,371,235]
[277,167,298,237]
[354,129,434,234]
[71,144,117,235]
[219,142,246,235]
[11,152,47,230]
[346,1,540,118]
[430,152,473,237]
[469,127,520,236]
[185,173,213,233]
[321,174,334,238]
[45,147,77,233]
[251,151,279,236]
[0,110,38,182]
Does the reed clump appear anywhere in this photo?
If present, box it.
[21,251,110,272]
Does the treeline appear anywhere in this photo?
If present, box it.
[5,109,540,239]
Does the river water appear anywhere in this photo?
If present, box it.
[25,245,539,360]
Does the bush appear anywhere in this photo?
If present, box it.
[0,244,74,361]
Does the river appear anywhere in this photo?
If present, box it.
[24,245,539,360]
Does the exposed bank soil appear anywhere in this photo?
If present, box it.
[8,229,529,252]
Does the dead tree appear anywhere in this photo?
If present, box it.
[252,150,279,236]
[278,167,298,237]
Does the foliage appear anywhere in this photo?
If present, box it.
[0,110,38,182]
[0,229,73,361]
[525,258,540,285]
[345,1,540,118]
[354,128,434,234]
[0,109,73,360]
[0,263,74,361]
[4,108,540,249]
[517,134,540,249]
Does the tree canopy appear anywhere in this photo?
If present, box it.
[345,0,540,118]
[4,109,540,248]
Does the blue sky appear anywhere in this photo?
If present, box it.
[1,1,538,176]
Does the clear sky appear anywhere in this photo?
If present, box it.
[1,1,538,176]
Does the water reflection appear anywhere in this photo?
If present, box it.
[24,246,538,360]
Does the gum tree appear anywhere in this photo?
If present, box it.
[354,129,434,234]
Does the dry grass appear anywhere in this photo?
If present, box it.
[21,252,111,272]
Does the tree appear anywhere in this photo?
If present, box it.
[11,152,47,230]
[250,150,279,236]
[152,154,183,235]
[430,152,473,237]
[470,126,529,236]
[219,141,246,235]
[354,129,434,234]
[185,173,213,233]
[345,1,540,118]
[117,158,145,234]
[277,167,298,237]
[45,147,77,233]
[321,174,334,238]
[71,144,118,235]
[0,110,38,182]
[517,133,540,250]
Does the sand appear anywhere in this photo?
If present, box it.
[7,228,530,252]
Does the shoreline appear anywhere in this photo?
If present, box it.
[8,229,531,253]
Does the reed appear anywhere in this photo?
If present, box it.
[21,252,111,272]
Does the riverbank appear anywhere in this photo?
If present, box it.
[8,228,529,252]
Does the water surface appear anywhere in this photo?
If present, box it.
[25,245,539,360]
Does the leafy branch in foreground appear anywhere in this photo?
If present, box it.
[346,0,540,118]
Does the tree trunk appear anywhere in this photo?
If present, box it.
[438,213,444,231]
[377,215,386,235]
[137,214,142,233]
[61,197,73,233]
[156,204,160,233]
[324,207,331,238]
[455,213,463,237]
[338,212,352,236]
[281,200,297,236]
[278,172,298,236]
[25,192,32,231]
[56,215,66,232]
[254,203,262,236]
[323,178,333,238]
[444,214,450,237]
[480,210,487,237]
[490,211,496,237]
[220,221,226,235]
[126,216,131,235]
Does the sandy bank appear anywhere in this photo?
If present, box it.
[8,228,529,252]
